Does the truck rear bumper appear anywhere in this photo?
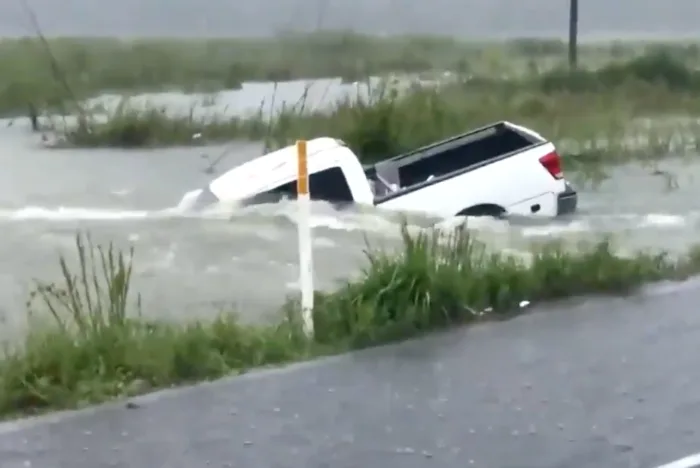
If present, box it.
[556,182,578,216]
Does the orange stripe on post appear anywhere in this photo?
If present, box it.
[296,140,309,195]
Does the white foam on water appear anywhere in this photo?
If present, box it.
[2,197,694,265]
[434,215,511,232]
[110,188,133,197]
[0,206,154,221]
[216,198,407,235]
[521,220,591,237]
[308,214,353,230]
[136,245,179,274]
[638,213,687,227]
[0,197,401,238]
[175,189,205,212]
[313,236,337,248]
[656,453,700,468]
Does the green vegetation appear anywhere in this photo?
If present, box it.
[4,33,700,420]
[49,51,700,184]
[2,32,699,113]
[257,52,700,168]
[0,33,659,116]
[1,227,699,419]
[6,33,700,181]
[58,102,272,148]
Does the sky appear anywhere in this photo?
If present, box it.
[0,0,699,39]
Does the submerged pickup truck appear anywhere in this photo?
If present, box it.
[179,121,578,218]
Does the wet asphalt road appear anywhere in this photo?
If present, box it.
[2,279,700,468]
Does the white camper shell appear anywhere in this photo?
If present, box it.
[185,121,578,218]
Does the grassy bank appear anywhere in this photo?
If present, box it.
[1,227,699,419]
[52,51,700,181]
[0,33,682,116]
[256,55,700,169]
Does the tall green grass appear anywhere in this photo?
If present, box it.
[1,226,699,419]
[59,102,269,148]
[3,34,685,116]
[45,51,700,185]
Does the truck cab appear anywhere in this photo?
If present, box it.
[205,137,374,208]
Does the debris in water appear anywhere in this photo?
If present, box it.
[28,103,38,132]
[395,447,416,454]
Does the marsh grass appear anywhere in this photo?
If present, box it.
[1,34,675,116]
[310,225,700,347]
[58,100,269,148]
[258,53,700,166]
[47,51,700,184]
[0,234,307,415]
[54,81,319,148]
[1,226,700,418]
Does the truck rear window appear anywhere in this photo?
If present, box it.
[242,166,354,205]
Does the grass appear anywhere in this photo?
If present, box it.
[1,225,699,419]
[53,101,271,148]
[0,33,673,116]
[256,70,700,169]
[46,51,700,180]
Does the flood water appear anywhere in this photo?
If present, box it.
[1,79,699,337]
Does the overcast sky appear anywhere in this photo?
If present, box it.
[1,0,699,39]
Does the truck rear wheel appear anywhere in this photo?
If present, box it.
[457,204,506,218]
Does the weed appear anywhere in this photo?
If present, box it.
[46,51,700,182]
[0,226,698,418]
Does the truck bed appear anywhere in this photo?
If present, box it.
[364,121,545,202]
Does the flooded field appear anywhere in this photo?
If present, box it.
[1,80,699,337]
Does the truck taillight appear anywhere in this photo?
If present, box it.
[539,151,563,179]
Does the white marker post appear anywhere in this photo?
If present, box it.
[296,140,315,337]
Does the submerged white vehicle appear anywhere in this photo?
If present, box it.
[181,121,578,218]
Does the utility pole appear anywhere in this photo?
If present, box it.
[568,0,579,69]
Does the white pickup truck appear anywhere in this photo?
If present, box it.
[179,121,578,218]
